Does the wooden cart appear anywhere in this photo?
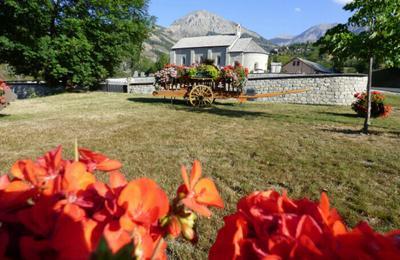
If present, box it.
[153,77,307,107]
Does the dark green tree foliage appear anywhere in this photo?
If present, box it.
[0,0,152,88]
[318,0,400,68]
[154,53,169,71]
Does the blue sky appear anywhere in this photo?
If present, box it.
[149,0,353,39]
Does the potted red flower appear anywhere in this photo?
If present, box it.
[0,78,16,111]
[352,91,392,118]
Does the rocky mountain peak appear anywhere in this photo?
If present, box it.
[167,10,240,39]
[270,23,338,46]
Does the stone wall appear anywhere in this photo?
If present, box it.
[127,77,155,94]
[245,74,367,105]
[107,74,368,105]
[8,82,63,99]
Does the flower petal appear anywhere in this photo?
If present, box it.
[181,165,190,191]
[103,221,132,254]
[182,197,212,217]
[63,162,96,193]
[194,178,224,208]
[109,171,127,189]
[189,160,202,190]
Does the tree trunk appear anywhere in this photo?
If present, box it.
[362,57,373,134]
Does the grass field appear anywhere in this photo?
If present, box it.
[1,92,399,259]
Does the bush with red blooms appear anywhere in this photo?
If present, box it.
[0,147,223,259]
[0,79,11,108]
[220,62,249,90]
[352,91,392,118]
[209,190,400,259]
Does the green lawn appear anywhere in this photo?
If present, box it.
[1,92,400,259]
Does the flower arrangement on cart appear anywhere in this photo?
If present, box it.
[153,62,304,107]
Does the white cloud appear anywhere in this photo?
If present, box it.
[294,7,302,12]
[333,0,352,5]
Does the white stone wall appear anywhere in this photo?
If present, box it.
[245,74,367,105]
[243,53,269,72]
[127,77,155,94]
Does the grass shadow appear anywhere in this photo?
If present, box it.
[0,114,10,118]
[128,97,241,107]
[127,97,269,118]
[127,97,189,107]
[320,127,400,138]
[172,106,269,118]
[319,112,359,118]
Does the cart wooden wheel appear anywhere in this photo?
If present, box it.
[189,85,214,107]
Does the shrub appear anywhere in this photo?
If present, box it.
[188,64,219,80]
[0,79,12,108]
[352,91,392,118]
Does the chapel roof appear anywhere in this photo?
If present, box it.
[171,35,238,49]
[229,38,268,54]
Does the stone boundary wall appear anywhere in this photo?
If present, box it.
[127,77,155,94]
[105,74,368,105]
[245,74,367,105]
[7,82,63,99]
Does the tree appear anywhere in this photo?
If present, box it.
[318,0,400,133]
[0,0,152,89]
[154,53,170,72]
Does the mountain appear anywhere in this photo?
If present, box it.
[166,10,263,40]
[270,24,338,46]
[143,25,176,61]
[143,10,275,61]
[269,35,294,46]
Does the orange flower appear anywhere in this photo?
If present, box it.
[1,146,225,259]
[118,178,169,225]
[54,161,96,221]
[11,160,48,188]
[79,148,122,172]
[101,178,170,255]
[0,179,35,213]
[178,160,224,217]
[10,146,67,196]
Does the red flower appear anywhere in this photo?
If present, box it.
[209,190,400,259]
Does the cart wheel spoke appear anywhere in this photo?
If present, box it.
[189,85,214,107]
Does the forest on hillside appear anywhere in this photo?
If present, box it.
[269,43,385,74]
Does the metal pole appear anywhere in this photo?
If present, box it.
[362,56,373,134]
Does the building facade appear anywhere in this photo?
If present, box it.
[169,26,269,72]
[282,57,333,74]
